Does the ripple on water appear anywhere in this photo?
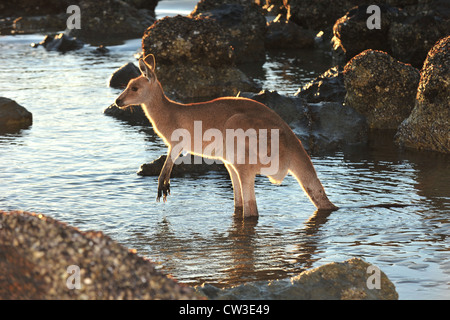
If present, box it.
[0,29,449,299]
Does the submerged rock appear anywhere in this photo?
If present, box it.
[197,258,398,300]
[0,97,32,133]
[138,154,226,177]
[0,210,201,300]
[343,50,420,129]
[395,36,450,153]
[103,103,149,126]
[32,33,84,52]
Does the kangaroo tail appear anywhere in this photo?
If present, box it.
[289,138,338,211]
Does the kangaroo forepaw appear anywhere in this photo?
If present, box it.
[157,181,170,202]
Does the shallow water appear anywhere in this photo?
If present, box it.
[0,1,449,300]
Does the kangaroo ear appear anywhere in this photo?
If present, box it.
[143,54,156,71]
[139,57,154,81]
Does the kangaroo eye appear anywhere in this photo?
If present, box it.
[131,86,138,92]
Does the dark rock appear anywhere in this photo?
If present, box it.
[190,0,267,64]
[295,66,346,103]
[388,12,450,69]
[138,154,226,177]
[67,0,156,45]
[103,103,150,126]
[395,36,450,153]
[12,14,66,34]
[331,3,450,68]
[331,5,402,64]
[197,258,398,300]
[0,97,32,134]
[156,64,260,100]
[240,90,367,153]
[33,33,84,52]
[92,45,109,55]
[265,18,315,49]
[288,0,362,32]
[0,210,201,300]
[343,50,420,129]
[123,0,159,11]
[306,101,368,153]
[240,90,305,126]
[108,62,141,89]
[0,0,73,17]
[142,15,261,100]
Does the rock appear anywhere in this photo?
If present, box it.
[197,258,398,299]
[343,50,420,129]
[123,0,159,11]
[91,45,109,55]
[331,4,402,64]
[142,15,261,100]
[265,18,315,49]
[103,104,150,126]
[0,0,72,17]
[0,97,32,133]
[388,12,450,69]
[190,0,267,64]
[295,66,346,103]
[305,101,368,153]
[395,36,450,153]
[288,0,362,32]
[138,155,226,177]
[108,62,141,89]
[239,90,305,126]
[32,33,84,52]
[0,210,201,300]
[240,90,367,153]
[331,3,450,68]
[11,14,66,34]
[143,15,234,67]
[66,0,156,45]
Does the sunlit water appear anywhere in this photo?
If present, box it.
[0,1,449,300]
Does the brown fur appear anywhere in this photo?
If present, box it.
[115,54,337,217]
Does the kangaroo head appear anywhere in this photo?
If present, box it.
[115,54,158,108]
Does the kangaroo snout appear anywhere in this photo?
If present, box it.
[115,98,123,108]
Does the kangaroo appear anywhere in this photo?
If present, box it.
[115,54,338,217]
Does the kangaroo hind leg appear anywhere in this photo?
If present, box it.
[234,165,258,218]
[289,142,337,210]
[224,163,243,215]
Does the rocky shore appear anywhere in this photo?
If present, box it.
[1,0,448,300]
[0,210,200,299]
[0,210,398,300]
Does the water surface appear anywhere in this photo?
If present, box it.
[0,2,448,300]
